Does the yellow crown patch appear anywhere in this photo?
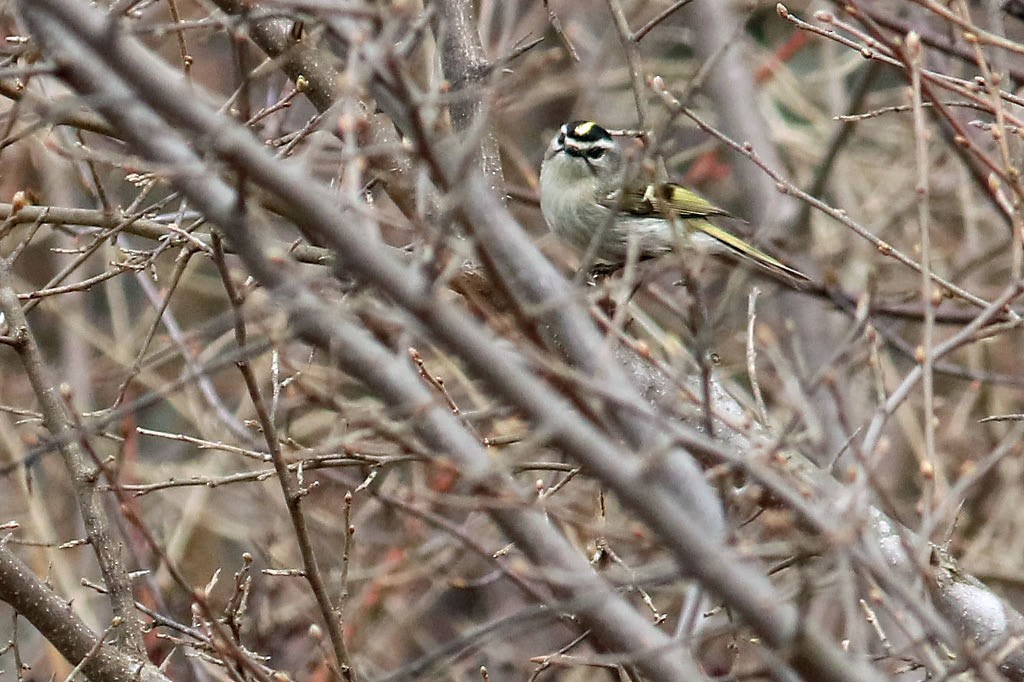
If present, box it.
[572,121,596,137]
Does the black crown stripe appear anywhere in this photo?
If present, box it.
[566,120,611,143]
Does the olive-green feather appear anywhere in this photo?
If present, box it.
[603,182,733,218]
[657,183,733,218]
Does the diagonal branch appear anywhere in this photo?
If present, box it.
[0,542,169,682]
[0,261,145,656]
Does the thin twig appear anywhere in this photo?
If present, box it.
[210,233,354,682]
[631,0,694,42]
[746,287,769,426]
[542,0,578,61]
[605,0,649,129]
[907,30,944,525]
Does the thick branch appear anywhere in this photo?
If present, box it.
[434,0,504,195]
[0,543,168,682]
[0,263,145,655]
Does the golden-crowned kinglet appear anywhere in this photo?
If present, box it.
[539,120,808,282]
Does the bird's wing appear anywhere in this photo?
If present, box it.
[601,181,809,282]
[600,182,733,219]
[656,183,733,219]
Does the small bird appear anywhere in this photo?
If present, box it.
[539,120,809,282]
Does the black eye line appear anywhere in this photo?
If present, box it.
[564,145,607,159]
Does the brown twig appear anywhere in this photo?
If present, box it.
[604,0,649,129]
[542,0,579,61]
[907,29,945,516]
[210,233,355,681]
[631,0,695,42]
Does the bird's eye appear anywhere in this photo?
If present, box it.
[557,132,566,147]
[586,147,605,159]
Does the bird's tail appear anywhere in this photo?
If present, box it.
[690,219,810,283]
